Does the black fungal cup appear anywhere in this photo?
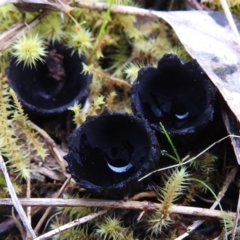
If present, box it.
[7,42,92,115]
[64,110,160,199]
[131,54,217,145]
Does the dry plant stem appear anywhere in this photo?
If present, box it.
[139,134,240,181]
[27,145,32,225]
[89,67,131,89]
[231,190,240,240]
[0,155,36,238]
[27,120,66,172]
[0,198,236,219]
[0,206,43,236]
[34,209,108,240]
[0,10,49,53]
[213,166,238,209]
[12,207,26,239]
[196,195,215,203]
[175,166,238,240]
[221,103,240,165]
[129,191,156,201]
[26,176,32,238]
[186,0,204,10]
[219,0,240,47]
[31,164,65,181]
[75,1,157,17]
[0,23,25,51]
[0,0,73,12]
[34,175,71,234]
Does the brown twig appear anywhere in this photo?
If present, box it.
[75,1,156,17]
[129,191,156,201]
[12,207,26,239]
[34,175,71,235]
[0,198,236,219]
[88,66,131,89]
[186,0,204,10]
[0,206,43,236]
[0,155,36,238]
[34,209,108,240]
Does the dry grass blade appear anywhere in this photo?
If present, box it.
[0,10,49,54]
[0,155,36,238]
[34,209,108,240]
[138,135,240,181]
[75,1,156,17]
[175,166,238,240]
[26,175,32,237]
[0,0,73,13]
[221,102,240,164]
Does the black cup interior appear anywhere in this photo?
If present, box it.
[69,114,152,187]
[132,55,216,133]
[8,42,91,114]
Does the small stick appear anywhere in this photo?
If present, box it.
[212,166,238,209]
[75,1,156,17]
[0,155,36,238]
[130,191,156,221]
[12,207,25,239]
[0,198,236,219]
[129,191,156,201]
[34,175,71,234]
[34,209,108,240]
[231,190,240,240]
[186,0,204,10]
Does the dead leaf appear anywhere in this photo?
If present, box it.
[221,100,240,164]
[153,11,240,123]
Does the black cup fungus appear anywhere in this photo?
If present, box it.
[64,110,160,199]
[131,54,217,144]
[7,42,92,115]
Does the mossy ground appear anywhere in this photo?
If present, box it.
[0,0,239,239]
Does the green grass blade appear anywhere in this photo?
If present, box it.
[95,0,114,47]
[160,122,181,163]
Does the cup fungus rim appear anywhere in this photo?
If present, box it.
[131,54,217,135]
[64,110,160,195]
[7,43,92,115]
